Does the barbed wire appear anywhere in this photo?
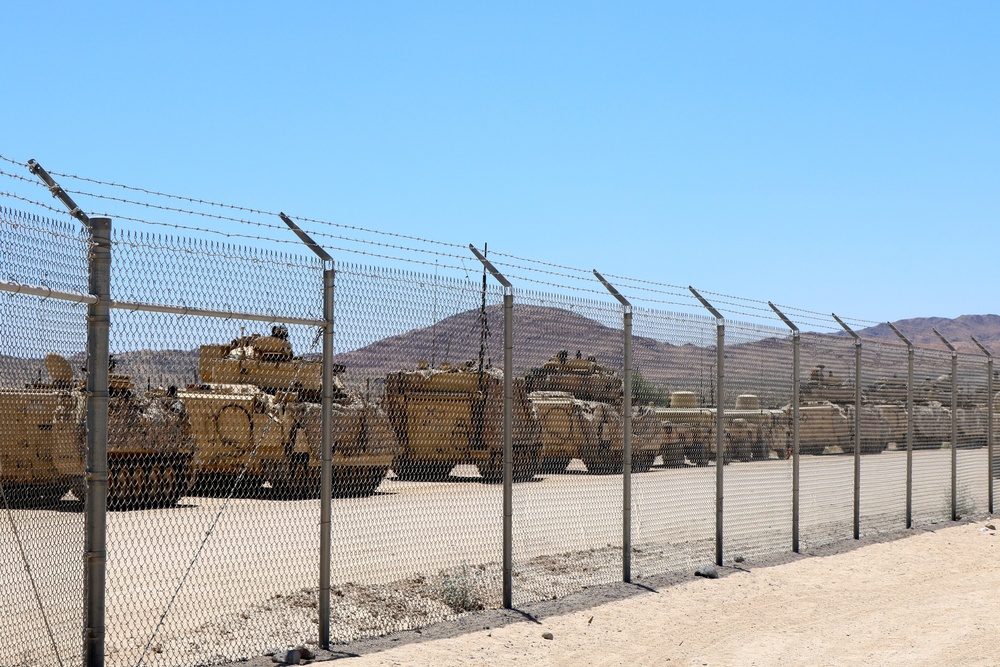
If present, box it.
[44,164,466,250]
[0,154,28,168]
[0,191,79,222]
[0,152,912,329]
[61,187,479,266]
[0,167,48,188]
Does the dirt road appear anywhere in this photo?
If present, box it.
[335,520,1000,666]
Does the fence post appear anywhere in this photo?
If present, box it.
[888,323,914,528]
[933,329,958,520]
[26,159,109,667]
[833,315,861,540]
[319,264,334,648]
[690,288,725,566]
[972,336,994,514]
[470,246,514,608]
[594,271,633,583]
[278,213,336,648]
[769,303,800,552]
[85,217,111,667]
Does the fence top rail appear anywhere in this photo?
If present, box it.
[0,279,97,305]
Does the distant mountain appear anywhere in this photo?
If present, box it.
[6,308,995,409]
[857,315,1000,355]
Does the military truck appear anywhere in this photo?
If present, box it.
[383,361,541,482]
[178,328,398,498]
[524,351,663,474]
[0,354,194,509]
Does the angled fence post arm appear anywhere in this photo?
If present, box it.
[833,315,862,540]
[278,214,335,650]
[470,245,515,609]
[887,322,914,528]
[28,159,107,667]
[932,328,959,521]
[972,336,994,514]
[594,271,633,583]
[690,287,725,566]
[769,302,800,552]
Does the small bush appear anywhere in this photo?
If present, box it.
[430,563,485,613]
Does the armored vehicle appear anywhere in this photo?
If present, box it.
[384,362,541,482]
[525,351,663,474]
[178,329,398,498]
[0,354,194,509]
[653,391,713,466]
[725,394,789,462]
[801,365,855,405]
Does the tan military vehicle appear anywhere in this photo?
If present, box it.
[725,394,789,461]
[524,351,663,474]
[0,354,194,509]
[795,401,852,455]
[178,329,398,498]
[383,362,540,482]
[801,365,855,404]
[654,391,713,466]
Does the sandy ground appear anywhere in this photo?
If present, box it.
[321,520,1000,667]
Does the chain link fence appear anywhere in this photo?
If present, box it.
[2,200,997,667]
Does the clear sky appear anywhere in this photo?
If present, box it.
[2,2,997,327]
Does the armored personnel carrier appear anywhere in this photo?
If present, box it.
[178,328,398,498]
[0,354,194,509]
[653,391,713,466]
[525,351,663,474]
[384,361,541,482]
[725,394,789,462]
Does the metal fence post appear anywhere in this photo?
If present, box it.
[933,329,958,520]
[319,265,334,648]
[972,337,994,514]
[26,159,109,667]
[690,288,725,566]
[594,272,633,582]
[85,217,112,667]
[833,315,861,540]
[769,303,800,552]
[470,246,514,608]
[278,213,336,648]
[888,323,914,528]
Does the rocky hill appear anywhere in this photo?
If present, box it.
[5,308,997,409]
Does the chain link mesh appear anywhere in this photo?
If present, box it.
[104,230,326,666]
[630,308,718,578]
[3,196,998,666]
[1,207,89,667]
[797,333,857,549]
[722,320,794,564]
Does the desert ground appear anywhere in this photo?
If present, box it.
[4,448,991,666]
[324,519,1000,666]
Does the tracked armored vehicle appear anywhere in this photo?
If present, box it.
[178,329,398,498]
[525,351,663,474]
[653,391,713,466]
[725,394,789,461]
[0,354,194,509]
[384,361,541,482]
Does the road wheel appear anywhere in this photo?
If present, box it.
[538,456,572,474]
[392,457,454,482]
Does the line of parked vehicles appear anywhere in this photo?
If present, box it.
[1,334,993,510]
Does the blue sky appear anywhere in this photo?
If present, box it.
[2,2,997,327]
